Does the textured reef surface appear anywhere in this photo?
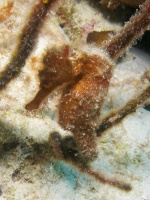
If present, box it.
[0,0,150,199]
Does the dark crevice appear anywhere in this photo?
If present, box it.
[2,140,19,152]
[0,188,2,196]
[144,103,150,111]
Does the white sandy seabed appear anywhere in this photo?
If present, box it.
[0,0,150,199]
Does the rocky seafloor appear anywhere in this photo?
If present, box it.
[0,0,150,199]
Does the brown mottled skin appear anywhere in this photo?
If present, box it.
[26,49,112,161]
[59,55,112,161]
[25,46,75,110]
